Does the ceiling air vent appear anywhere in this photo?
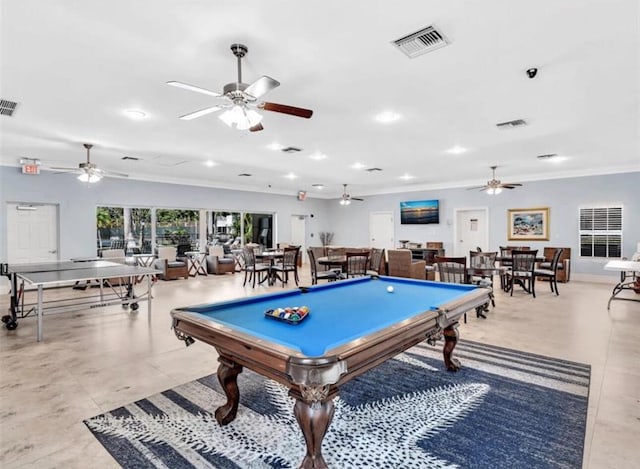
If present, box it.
[366,167,383,172]
[238,173,252,177]
[392,25,450,58]
[1,99,18,116]
[496,119,527,129]
[281,146,302,153]
[536,153,558,160]
[121,156,140,161]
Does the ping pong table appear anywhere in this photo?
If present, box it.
[604,260,640,310]
[1,259,161,341]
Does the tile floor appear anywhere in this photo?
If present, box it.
[0,268,639,468]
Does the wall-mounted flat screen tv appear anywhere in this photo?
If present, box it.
[400,199,440,225]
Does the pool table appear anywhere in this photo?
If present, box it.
[171,276,489,468]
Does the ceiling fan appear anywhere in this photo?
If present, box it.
[167,43,313,132]
[339,184,364,205]
[467,165,522,195]
[51,144,128,183]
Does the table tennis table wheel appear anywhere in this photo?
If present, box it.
[130,303,139,311]
[2,315,17,330]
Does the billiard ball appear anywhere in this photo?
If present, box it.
[387,286,394,293]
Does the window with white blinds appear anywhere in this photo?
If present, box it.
[579,206,622,258]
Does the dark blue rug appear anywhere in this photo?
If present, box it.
[85,340,590,468]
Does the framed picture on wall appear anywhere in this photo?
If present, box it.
[507,207,550,241]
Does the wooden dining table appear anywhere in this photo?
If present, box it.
[317,255,347,270]
[255,251,284,285]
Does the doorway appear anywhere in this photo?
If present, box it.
[290,215,307,262]
[6,202,59,264]
[453,208,489,259]
[369,211,395,250]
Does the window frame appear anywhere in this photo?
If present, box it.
[578,205,623,259]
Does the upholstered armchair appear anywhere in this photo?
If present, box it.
[206,246,235,275]
[154,246,188,280]
[100,248,127,264]
[387,249,426,280]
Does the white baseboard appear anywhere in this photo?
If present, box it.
[571,273,618,284]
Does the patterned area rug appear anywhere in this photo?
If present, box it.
[85,340,590,468]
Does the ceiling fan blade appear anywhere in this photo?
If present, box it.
[50,166,79,171]
[179,105,224,121]
[259,102,313,119]
[244,76,280,99]
[501,183,523,189]
[249,123,264,132]
[466,186,488,190]
[103,170,129,178]
[352,197,364,201]
[167,81,222,97]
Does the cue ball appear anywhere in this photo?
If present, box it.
[387,286,394,293]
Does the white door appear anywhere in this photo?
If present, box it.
[454,208,489,259]
[290,215,307,262]
[6,203,59,263]
[369,211,394,250]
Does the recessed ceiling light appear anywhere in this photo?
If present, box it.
[445,145,467,155]
[309,152,327,160]
[312,184,324,189]
[124,109,147,120]
[284,172,298,180]
[351,162,366,170]
[267,142,285,151]
[204,160,216,167]
[374,111,401,123]
[399,174,415,180]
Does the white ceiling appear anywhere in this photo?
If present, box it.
[1,0,638,199]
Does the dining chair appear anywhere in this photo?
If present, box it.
[469,251,497,310]
[241,246,269,287]
[505,250,538,297]
[434,256,472,322]
[307,248,340,285]
[345,251,370,278]
[366,248,385,276]
[272,246,300,287]
[534,248,563,295]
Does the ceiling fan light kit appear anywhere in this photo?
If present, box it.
[218,104,263,130]
[467,165,522,195]
[339,183,363,205]
[168,43,313,132]
[77,172,102,183]
[50,143,128,184]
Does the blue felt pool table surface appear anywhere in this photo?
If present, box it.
[181,276,477,357]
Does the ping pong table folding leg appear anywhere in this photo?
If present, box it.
[37,285,44,342]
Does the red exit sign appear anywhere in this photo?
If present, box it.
[22,164,40,175]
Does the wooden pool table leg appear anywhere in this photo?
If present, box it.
[215,356,243,425]
[443,325,461,372]
[294,397,335,469]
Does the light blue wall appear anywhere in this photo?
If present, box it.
[325,172,640,278]
[0,167,331,260]
[1,166,638,278]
